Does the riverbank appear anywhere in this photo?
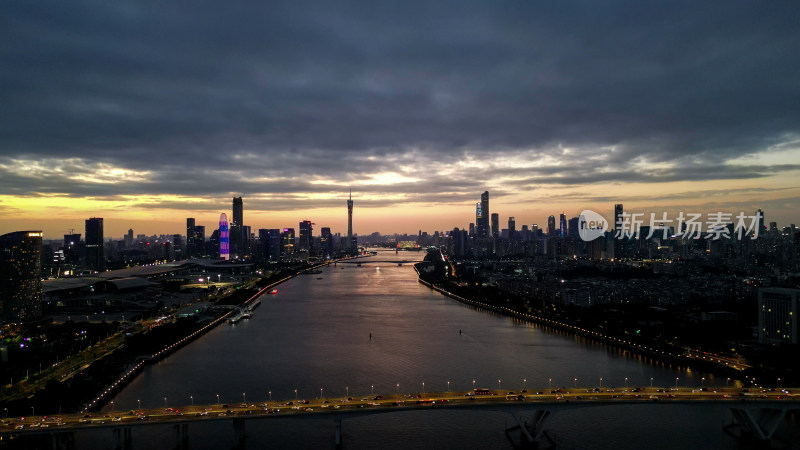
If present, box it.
[414,264,745,384]
[82,259,351,412]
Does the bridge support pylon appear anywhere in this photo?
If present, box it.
[112,426,132,450]
[232,418,246,449]
[174,423,189,450]
[725,406,791,442]
[51,431,75,450]
[335,419,343,449]
[505,409,555,449]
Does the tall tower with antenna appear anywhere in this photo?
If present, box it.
[347,189,354,253]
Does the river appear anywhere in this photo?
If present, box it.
[88,250,797,449]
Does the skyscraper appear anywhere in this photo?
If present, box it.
[63,232,82,266]
[186,218,195,241]
[477,191,490,238]
[568,217,580,239]
[232,197,243,228]
[193,226,205,257]
[347,190,354,252]
[508,217,516,240]
[231,197,244,258]
[124,228,133,248]
[299,220,313,252]
[0,231,43,322]
[320,227,333,258]
[219,213,230,260]
[614,204,624,231]
[282,228,295,256]
[85,217,105,271]
[559,213,567,237]
[491,213,499,239]
[547,215,556,236]
[186,218,196,256]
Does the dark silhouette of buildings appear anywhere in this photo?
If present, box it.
[320,227,333,258]
[547,215,556,236]
[231,197,244,258]
[84,217,105,271]
[477,191,490,238]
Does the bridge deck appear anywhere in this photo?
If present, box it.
[3,387,798,436]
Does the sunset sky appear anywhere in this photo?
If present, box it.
[2,1,799,239]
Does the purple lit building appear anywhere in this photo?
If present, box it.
[219,213,230,261]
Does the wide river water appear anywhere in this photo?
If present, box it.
[85,250,797,449]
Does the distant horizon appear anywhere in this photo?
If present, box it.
[7,198,797,241]
[3,2,799,241]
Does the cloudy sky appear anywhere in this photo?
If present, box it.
[2,1,799,238]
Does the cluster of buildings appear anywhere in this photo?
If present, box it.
[437,191,800,348]
[0,193,361,324]
[438,192,800,268]
[3,188,800,351]
[190,194,358,263]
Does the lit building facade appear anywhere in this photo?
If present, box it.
[477,191,490,238]
[299,220,313,252]
[758,287,800,344]
[219,213,230,260]
[0,231,43,322]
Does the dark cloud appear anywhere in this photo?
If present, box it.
[2,1,799,203]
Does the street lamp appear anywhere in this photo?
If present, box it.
[216,394,220,404]
[498,379,502,390]
[371,385,374,396]
[396,384,399,394]
[600,378,603,388]
[320,388,323,398]
[726,378,730,387]
[269,391,272,401]
[422,382,425,392]
[242,393,246,404]
[31,407,35,416]
[778,378,781,388]
[294,389,298,400]
[701,377,705,387]
[190,396,193,406]
[137,400,141,410]
[447,380,450,391]
[574,378,577,389]
[650,377,653,387]
[346,386,349,396]
[523,379,527,390]
[624,377,628,388]
[110,401,114,412]
[675,378,679,388]
[548,378,552,389]
[164,397,168,407]
[472,380,476,390]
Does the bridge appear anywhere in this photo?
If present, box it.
[4,387,798,449]
[336,260,419,265]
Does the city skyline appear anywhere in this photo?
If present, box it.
[6,195,800,241]
[3,2,800,237]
